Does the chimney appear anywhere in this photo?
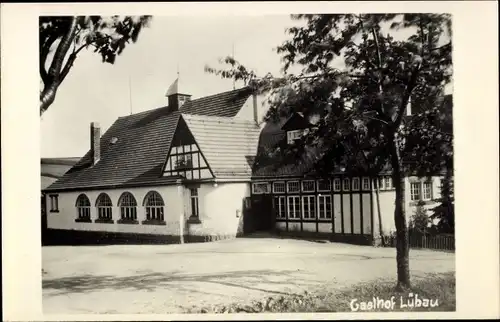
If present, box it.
[406,96,412,116]
[252,93,259,124]
[90,122,101,165]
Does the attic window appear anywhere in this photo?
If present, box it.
[287,130,303,144]
[110,137,118,144]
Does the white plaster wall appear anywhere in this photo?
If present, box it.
[404,176,443,220]
[186,182,250,236]
[362,193,372,234]
[276,222,286,231]
[372,176,443,237]
[342,194,351,234]
[302,222,316,232]
[333,195,342,233]
[46,185,183,235]
[372,190,397,237]
[318,222,332,233]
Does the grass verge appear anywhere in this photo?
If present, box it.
[188,272,455,313]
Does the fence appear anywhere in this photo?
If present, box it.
[383,233,455,252]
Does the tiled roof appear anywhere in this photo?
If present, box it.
[44,88,254,192]
[182,114,261,178]
[252,94,454,178]
[180,87,253,117]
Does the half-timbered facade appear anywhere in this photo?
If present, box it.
[43,78,450,245]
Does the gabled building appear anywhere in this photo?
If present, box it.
[43,79,451,245]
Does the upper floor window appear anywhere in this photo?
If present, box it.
[75,194,91,220]
[287,181,300,193]
[352,177,360,191]
[273,182,286,194]
[362,177,370,190]
[96,193,113,220]
[410,182,421,201]
[287,130,303,144]
[143,191,165,221]
[333,178,341,192]
[343,178,350,191]
[423,181,433,200]
[118,192,137,221]
[317,179,332,192]
[302,180,315,192]
[252,182,271,194]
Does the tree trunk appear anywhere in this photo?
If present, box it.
[40,16,79,116]
[390,136,411,290]
[374,178,385,246]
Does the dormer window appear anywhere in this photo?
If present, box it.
[287,129,303,144]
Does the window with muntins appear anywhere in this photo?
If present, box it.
[302,195,316,219]
[287,181,300,193]
[385,176,392,189]
[287,196,301,219]
[118,192,137,220]
[287,130,303,144]
[352,177,360,191]
[318,195,332,220]
[333,178,341,191]
[96,193,113,220]
[302,180,315,192]
[76,194,91,220]
[190,188,199,217]
[253,182,270,194]
[410,183,421,201]
[274,196,286,219]
[423,181,433,200]
[273,182,286,194]
[343,178,350,191]
[317,179,331,192]
[362,177,370,190]
[143,191,165,221]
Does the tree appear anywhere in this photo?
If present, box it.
[39,15,152,115]
[206,14,452,290]
[409,200,431,235]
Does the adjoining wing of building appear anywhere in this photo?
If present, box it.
[43,79,452,245]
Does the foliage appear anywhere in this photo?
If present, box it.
[39,15,152,115]
[205,14,453,289]
[189,272,456,313]
[409,201,431,235]
[430,172,455,234]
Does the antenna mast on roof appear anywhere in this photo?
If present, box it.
[128,74,133,115]
[232,42,235,90]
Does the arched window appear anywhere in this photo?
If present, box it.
[75,194,91,220]
[118,192,137,220]
[96,193,113,220]
[143,191,165,221]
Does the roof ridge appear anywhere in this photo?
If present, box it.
[182,86,251,105]
[181,113,259,126]
[118,105,169,119]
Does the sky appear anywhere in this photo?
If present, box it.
[40,15,297,158]
[40,15,451,158]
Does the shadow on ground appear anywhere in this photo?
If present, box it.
[43,269,323,298]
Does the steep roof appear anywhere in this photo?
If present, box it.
[183,114,260,179]
[44,87,254,192]
[252,95,454,179]
[180,87,253,117]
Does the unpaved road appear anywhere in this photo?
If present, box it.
[42,237,455,314]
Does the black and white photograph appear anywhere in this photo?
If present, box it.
[1,1,499,320]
